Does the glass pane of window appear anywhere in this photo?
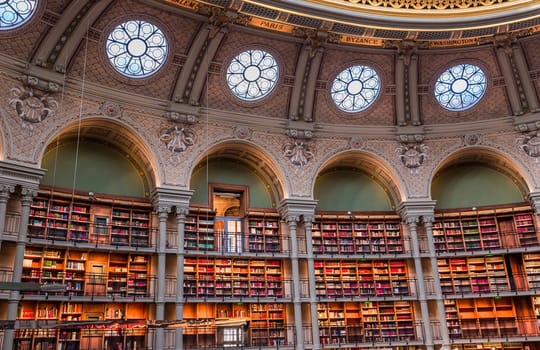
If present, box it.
[434,63,487,111]
[226,49,279,101]
[0,0,37,30]
[331,65,381,113]
[106,20,168,78]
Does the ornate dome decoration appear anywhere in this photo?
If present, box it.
[308,0,515,11]
[0,0,37,30]
[106,20,168,78]
[226,49,279,101]
[331,65,381,112]
[434,63,487,111]
[163,1,540,49]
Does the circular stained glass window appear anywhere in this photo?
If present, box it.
[226,49,279,101]
[0,0,37,30]
[106,20,168,78]
[435,63,487,111]
[331,65,381,113]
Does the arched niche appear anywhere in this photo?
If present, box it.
[431,149,529,209]
[39,120,157,198]
[314,152,402,212]
[189,142,285,209]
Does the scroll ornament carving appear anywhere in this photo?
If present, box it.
[159,125,196,156]
[284,140,314,167]
[516,131,540,162]
[396,143,428,174]
[9,86,58,135]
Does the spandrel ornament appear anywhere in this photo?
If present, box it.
[9,86,58,135]
[159,125,196,156]
[396,143,428,175]
[517,131,540,162]
[284,140,314,167]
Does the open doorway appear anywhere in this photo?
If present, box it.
[211,185,248,253]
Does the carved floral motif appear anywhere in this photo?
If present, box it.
[9,86,58,135]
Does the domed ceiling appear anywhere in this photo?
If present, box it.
[165,0,540,48]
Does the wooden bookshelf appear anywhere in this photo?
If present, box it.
[433,209,538,253]
[21,247,151,298]
[314,259,410,298]
[312,215,404,254]
[523,253,540,291]
[184,208,216,251]
[437,256,509,295]
[445,297,519,338]
[246,212,281,253]
[28,195,152,248]
[318,301,415,344]
[28,198,90,242]
[15,302,148,349]
[184,257,283,298]
[110,207,151,247]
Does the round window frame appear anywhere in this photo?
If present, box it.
[102,16,171,82]
[224,47,281,104]
[0,0,41,33]
[433,62,488,112]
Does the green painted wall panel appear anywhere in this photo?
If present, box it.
[190,160,274,208]
[41,142,146,197]
[314,170,393,211]
[432,165,524,209]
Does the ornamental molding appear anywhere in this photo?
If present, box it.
[101,101,122,118]
[516,131,540,161]
[396,142,429,174]
[164,111,199,124]
[233,125,253,140]
[159,125,196,156]
[284,139,314,167]
[9,85,59,135]
[332,0,513,11]
[286,128,313,140]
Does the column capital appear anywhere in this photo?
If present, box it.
[285,215,299,225]
[176,206,190,218]
[156,206,171,217]
[278,198,317,222]
[529,190,540,214]
[397,199,436,222]
[151,186,193,212]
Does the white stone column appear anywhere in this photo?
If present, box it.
[405,217,434,350]
[303,216,320,350]
[175,206,189,350]
[285,215,305,350]
[0,185,14,249]
[5,188,37,350]
[424,216,451,349]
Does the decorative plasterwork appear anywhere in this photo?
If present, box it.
[8,85,58,135]
[164,112,199,124]
[101,101,122,118]
[396,142,429,174]
[319,0,512,11]
[159,125,196,156]
[233,125,253,140]
[284,139,314,167]
[516,131,540,162]
[286,128,313,140]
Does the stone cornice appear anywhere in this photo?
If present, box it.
[0,160,46,189]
